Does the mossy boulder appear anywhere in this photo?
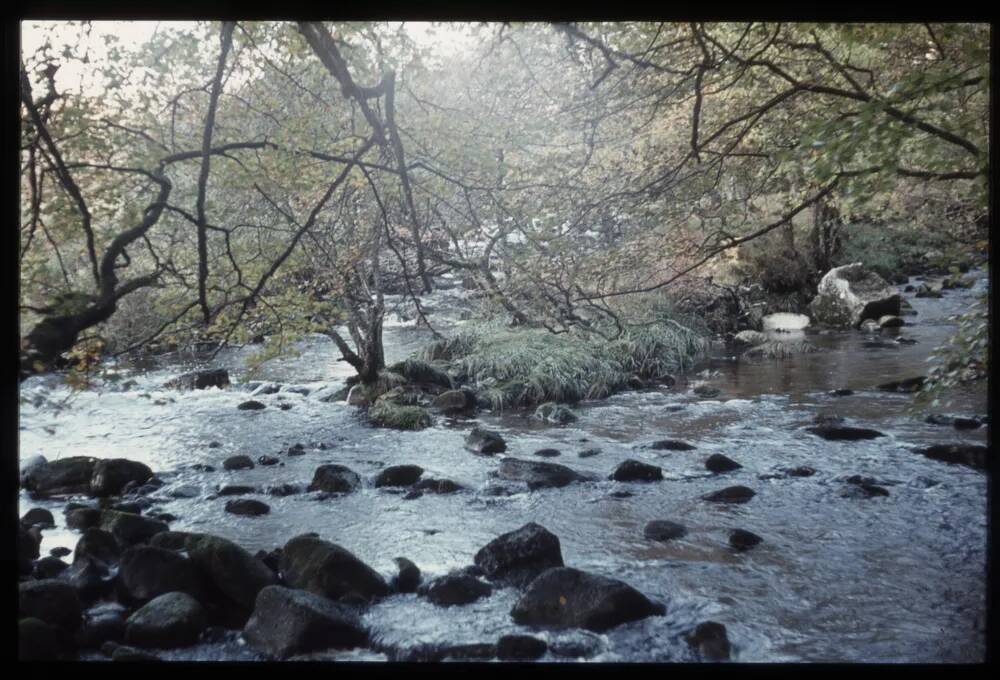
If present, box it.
[369,396,432,430]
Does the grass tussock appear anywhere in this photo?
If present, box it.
[420,320,707,410]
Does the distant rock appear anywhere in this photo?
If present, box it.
[729,529,763,551]
[164,369,230,391]
[806,424,885,441]
[374,465,424,488]
[237,400,267,411]
[225,499,270,517]
[644,520,687,542]
[223,455,255,471]
[534,402,578,424]
[705,453,742,474]
[464,427,507,454]
[534,448,561,458]
[809,263,901,328]
[432,389,473,414]
[308,464,361,494]
[648,439,696,451]
[914,444,987,471]
[497,458,588,490]
[420,573,492,606]
[702,486,756,503]
[610,459,663,482]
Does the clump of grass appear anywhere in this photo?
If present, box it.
[386,358,453,388]
[419,319,707,410]
[368,396,432,430]
[742,339,818,360]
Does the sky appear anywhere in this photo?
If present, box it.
[21,20,479,95]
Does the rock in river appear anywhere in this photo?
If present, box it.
[644,520,687,542]
[124,592,207,649]
[19,579,83,631]
[914,444,987,471]
[280,534,390,603]
[223,455,255,471]
[118,546,208,604]
[729,529,763,551]
[164,369,229,391]
[474,522,564,586]
[90,458,154,497]
[686,621,731,661]
[390,557,421,593]
[237,400,267,411]
[308,464,361,494]
[498,458,588,490]
[705,453,742,474]
[225,499,270,517]
[374,464,424,488]
[465,427,507,454]
[497,634,547,660]
[511,567,665,632]
[22,456,97,497]
[99,510,169,545]
[610,459,663,482]
[420,573,492,606]
[808,263,901,328]
[21,507,55,529]
[243,586,367,659]
[534,402,578,424]
[702,486,756,504]
[806,424,885,441]
[648,439,696,451]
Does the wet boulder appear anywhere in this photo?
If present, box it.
[534,402,578,424]
[22,456,97,497]
[579,448,602,458]
[534,448,562,458]
[474,522,564,586]
[432,389,473,414]
[19,579,83,630]
[693,385,721,398]
[225,499,270,516]
[90,459,154,497]
[50,546,72,558]
[610,459,663,482]
[702,485,756,503]
[497,634,547,660]
[733,330,768,348]
[808,263,900,328]
[250,382,281,396]
[913,444,987,471]
[648,439,696,451]
[308,464,361,494]
[498,458,588,490]
[257,455,280,466]
[34,556,69,579]
[118,546,207,604]
[511,567,665,632]
[243,586,368,659]
[346,384,369,406]
[184,534,278,611]
[806,423,885,441]
[686,621,731,661]
[374,465,424,488]
[465,427,507,454]
[124,592,207,649]
[20,617,74,660]
[266,483,303,497]
[76,602,128,650]
[223,455,255,471]
[729,529,763,551]
[705,453,742,474]
[99,510,168,545]
[644,520,687,542]
[413,478,463,494]
[237,400,267,411]
[420,572,492,606]
[19,526,41,576]
[218,484,256,496]
[164,368,229,391]
[390,557,421,593]
[876,376,926,393]
[878,315,905,328]
[21,507,55,529]
[280,534,390,603]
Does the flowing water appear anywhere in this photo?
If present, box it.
[18,273,989,663]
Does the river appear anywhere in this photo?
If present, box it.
[18,271,989,662]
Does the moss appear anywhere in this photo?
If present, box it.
[386,359,453,388]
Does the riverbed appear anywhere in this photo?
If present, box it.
[18,272,989,662]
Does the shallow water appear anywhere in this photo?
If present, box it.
[18,272,989,662]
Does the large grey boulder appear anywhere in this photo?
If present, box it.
[243,586,367,659]
[497,458,588,490]
[474,523,564,586]
[19,580,83,631]
[90,459,154,497]
[22,456,97,496]
[808,263,900,328]
[118,546,208,604]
